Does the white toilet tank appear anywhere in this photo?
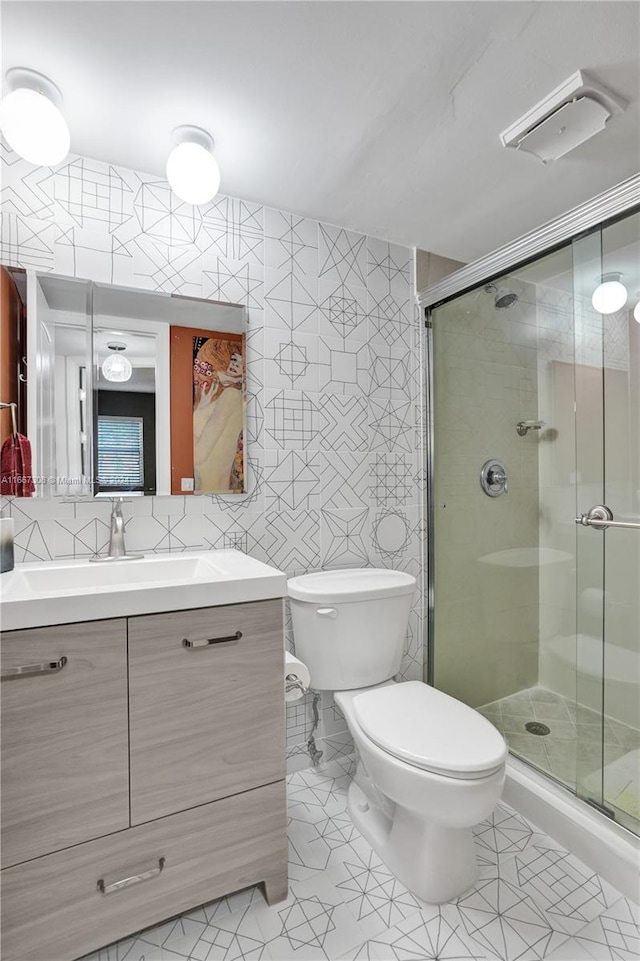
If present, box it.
[288,569,416,691]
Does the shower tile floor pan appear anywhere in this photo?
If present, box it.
[79,756,639,961]
[479,686,640,832]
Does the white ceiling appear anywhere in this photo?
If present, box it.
[2,1,639,263]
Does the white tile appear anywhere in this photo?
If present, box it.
[109,940,186,960]
[264,389,321,451]
[6,497,74,522]
[326,840,422,939]
[12,520,57,563]
[260,509,321,575]
[264,265,318,334]
[343,902,496,960]
[319,453,369,511]
[321,507,370,568]
[192,903,269,961]
[368,343,414,398]
[318,223,367,289]
[319,394,369,452]
[123,514,173,553]
[318,337,369,396]
[53,516,110,559]
[200,509,267,557]
[135,916,207,957]
[253,873,366,959]
[546,896,640,961]
[368,452,418,508]
[264,450,321,511]
[500,844,621,936]
[456,871,571,960]
[366,237,412,299]
[368,397,413,453]
[370,505,419,565]
[202,256,264,310]
[264,208,318,278]
[264,328,319,391]
[184,887,263,928]
[318,279,368,343]
[201,195,264,266]
[1,211,55,271]
[368,290,412,350]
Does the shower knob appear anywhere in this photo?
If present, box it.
[480,459,508,497]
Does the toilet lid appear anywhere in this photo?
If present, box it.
[288,568,416,604]
[353,682,507,778]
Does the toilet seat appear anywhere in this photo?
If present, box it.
[353,681,507,780]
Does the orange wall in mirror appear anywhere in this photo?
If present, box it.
[0,267,26,444]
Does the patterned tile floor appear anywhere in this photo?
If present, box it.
[478,686,640,833]
[81,756,639,961]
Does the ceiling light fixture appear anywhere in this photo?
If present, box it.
[0,67,70,166]
[591,272,627,315]
[166,125,220,205]
[634,300,640,324]
[102,343,132,383]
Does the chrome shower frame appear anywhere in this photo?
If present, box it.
[419,172,640,685]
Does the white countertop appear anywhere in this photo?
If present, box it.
[0,550,287,632]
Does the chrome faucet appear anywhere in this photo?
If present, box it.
[90,498,141,562]
[108,498,127,558]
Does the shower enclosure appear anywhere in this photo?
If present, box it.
[423,183,640,840]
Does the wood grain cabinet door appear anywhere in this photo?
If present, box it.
[0,619,129,868]
[128,599,285,824]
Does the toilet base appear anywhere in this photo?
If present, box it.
[347,780,479,904]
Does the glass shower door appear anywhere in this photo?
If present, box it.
[573,212,640,835]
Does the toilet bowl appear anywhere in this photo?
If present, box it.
[288,568,507,904]
[336,681,506,902]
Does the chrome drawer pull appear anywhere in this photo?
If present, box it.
[97,857,165,895]
[182,631,242,649]
[1,656,67,681]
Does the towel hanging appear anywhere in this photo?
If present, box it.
[0,401,17,439]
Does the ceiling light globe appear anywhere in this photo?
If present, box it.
[0,87,70,166]
[634,302,640,324]
[166,141,220,205]
[102,353,132,383]
[591,279,627,315]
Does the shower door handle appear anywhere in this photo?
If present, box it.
[576,505,640,531]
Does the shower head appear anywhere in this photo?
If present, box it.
[484,284,518,309]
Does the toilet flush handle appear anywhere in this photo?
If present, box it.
[316,607,337,618]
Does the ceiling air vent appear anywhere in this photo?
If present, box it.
[500,70,628,164]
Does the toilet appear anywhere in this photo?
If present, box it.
[288,568,507,904]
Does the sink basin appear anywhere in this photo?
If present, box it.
[0,550,287,631]
[19,554,223,595]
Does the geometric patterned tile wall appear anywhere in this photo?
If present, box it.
[0,144,426,764]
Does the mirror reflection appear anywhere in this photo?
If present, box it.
[0,267,247,498]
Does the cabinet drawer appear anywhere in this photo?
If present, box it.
[1,780,287,961]
[0,619,129,868]
[129,599,285,823]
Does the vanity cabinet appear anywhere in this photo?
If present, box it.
[129,600,285,823]
[0,619,129,869]
[0,597,287,961]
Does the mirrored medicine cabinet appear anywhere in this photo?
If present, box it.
[0,266,248,498]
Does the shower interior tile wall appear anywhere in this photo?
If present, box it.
[0,145,425,767]
[433,277,540,709]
